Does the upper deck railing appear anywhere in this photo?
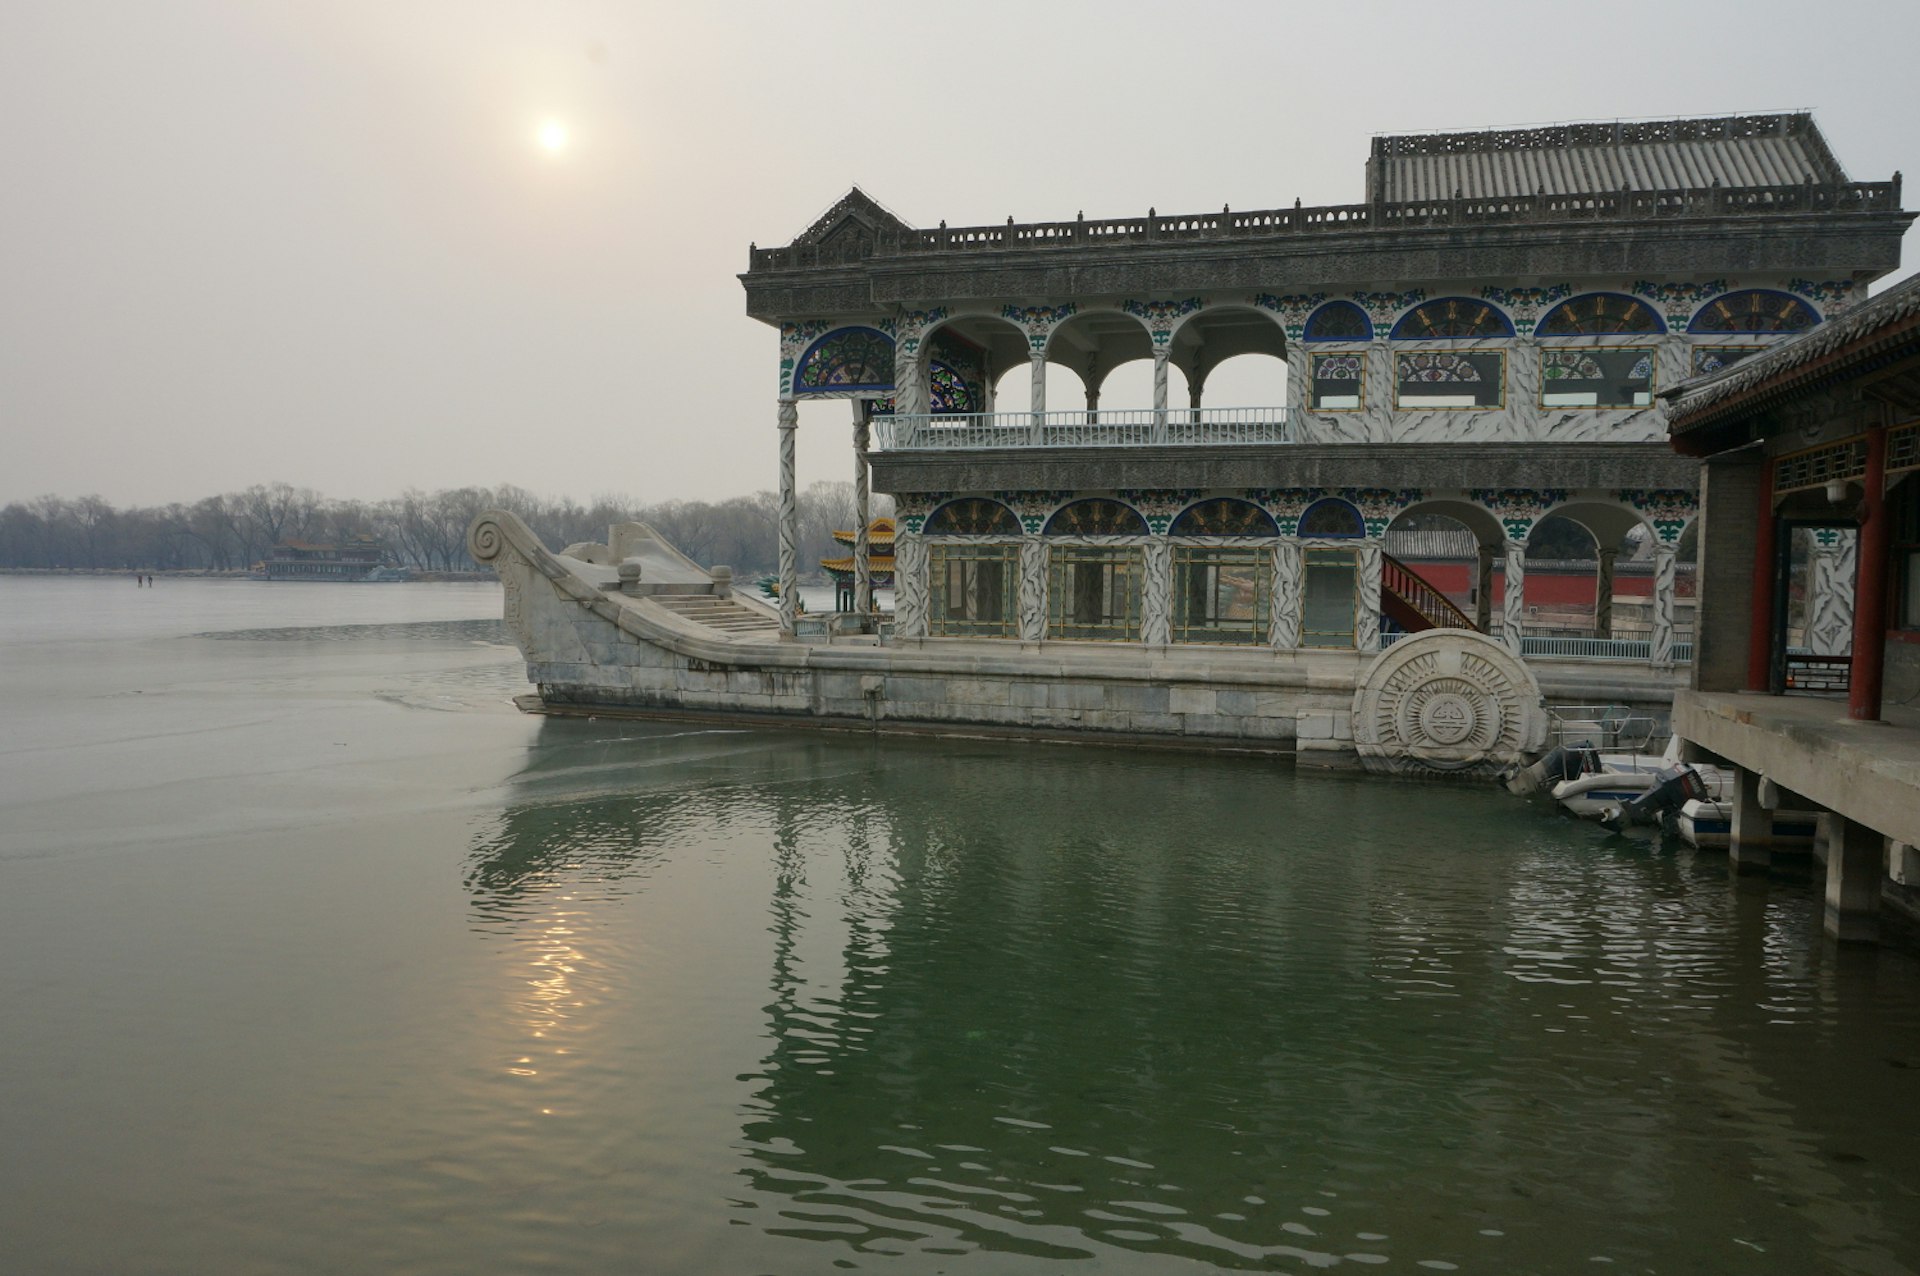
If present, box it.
[749,179,1902,271]
[871,408,1288,451]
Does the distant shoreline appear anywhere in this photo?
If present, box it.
[0,567,497,582]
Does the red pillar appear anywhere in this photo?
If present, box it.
[1747,460,1778,691]
[1849,427,1890,721]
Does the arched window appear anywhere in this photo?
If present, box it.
[1687,290,1820,335]
[1536,293,1665,336]
[1044,499,1148,536]
[793,326,895,393]
[1298,498,1365,538]
[1170,499,1279,537]
[923,498,1019,536]
[1390,298,1514,340]
[1303,301,1373,342]
[929,362,976,413]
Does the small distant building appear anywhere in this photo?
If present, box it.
[262,536,398,581]
[1665,274,1920,940]
[820,517,894,612]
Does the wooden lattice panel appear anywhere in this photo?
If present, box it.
[1774,435,1869,495]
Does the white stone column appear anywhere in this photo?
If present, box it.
[1271,539,1303,649]
[1284,343,1310,442]
[1018,535,1047,643]
[1807,532,1857,655]
[1651,543,1677,666]
[1029,351,1047,424]
[777,400,799,637]
[1508,338,1542,438]
[1594,547,1616,639]
[851,402,872,616]
[1152,350,1170,441]
[1142,541,1172,646]
[1502,538,1527,655]
[1364,338,1395,441]
[893,343,926,417]
[892,533,928,640]
[1475,542,1495,633]
[1356,540,1383,651]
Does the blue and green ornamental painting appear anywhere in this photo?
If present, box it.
[793,326,893,393]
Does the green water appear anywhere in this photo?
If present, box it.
[3,578,1918,1274]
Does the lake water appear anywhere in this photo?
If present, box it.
[3,576,1919,1275]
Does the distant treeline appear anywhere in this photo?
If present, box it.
[0,482,891,577]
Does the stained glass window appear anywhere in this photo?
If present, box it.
[1536,294,1664,336]
[1043,499,1148,537]
[928,544,1018,638]
[1389,298,1514,340]
[1170,499,1278,537]
[1311,352,1365,410]
[923,498,1020,537]
[1173,548,1270,645]
[929,361,976,414]
[1394,351,1504,407]
[1298,499,1364,539]
[1540,346,1655,408]
[793,326,895,393]
[1304,301,1373,342]
[1687,290,1820,335]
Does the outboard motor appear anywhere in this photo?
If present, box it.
[1504,743,1599,795]
[1598,764,1707,832]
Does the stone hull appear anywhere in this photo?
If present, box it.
[472,511,1665,775]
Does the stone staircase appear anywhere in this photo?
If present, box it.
[650,593,782,639]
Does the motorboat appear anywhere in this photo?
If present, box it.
[1676,800,1820,850]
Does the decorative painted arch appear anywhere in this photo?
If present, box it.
[1390,297,1514,340]
[1044,498,1149,537]
[1298,497,1366,539]
[1536,293,1666,337]
[1170,498,1279,537]
[1302,300,1374,343]
[1687,289,1821,335]
[792,325,895,395]
[923,497,1021,536]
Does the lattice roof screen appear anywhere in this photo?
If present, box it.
[1369,114,1847,202]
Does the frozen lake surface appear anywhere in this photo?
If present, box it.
[2,576,1918,1274]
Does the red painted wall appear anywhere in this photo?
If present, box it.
[1403,561,1696,604]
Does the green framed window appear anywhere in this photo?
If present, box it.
[1394,350,1505,409]
[1302,548,1358,648]
[1173,547,1270,645]
[1310,352,1365,410]
[928,543,1018,638]
[1047,546,1143,641]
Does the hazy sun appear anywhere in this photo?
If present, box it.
[536,119,569,154]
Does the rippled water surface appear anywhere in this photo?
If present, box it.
[3,576,1919,1275]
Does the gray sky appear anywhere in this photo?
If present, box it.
[6,0,1919,508]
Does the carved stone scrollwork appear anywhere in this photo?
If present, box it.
[468,515,533,652]
[1352,630,1547,777]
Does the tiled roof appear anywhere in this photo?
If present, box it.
[1370,113,1847,202]
[1664,272,1920,427]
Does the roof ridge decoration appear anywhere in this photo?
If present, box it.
[788,187,913,249]
[1372,113,1832,165]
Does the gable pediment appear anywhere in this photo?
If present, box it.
[789,187,912,250]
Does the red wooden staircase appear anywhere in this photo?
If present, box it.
[1381,553,1477,633]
